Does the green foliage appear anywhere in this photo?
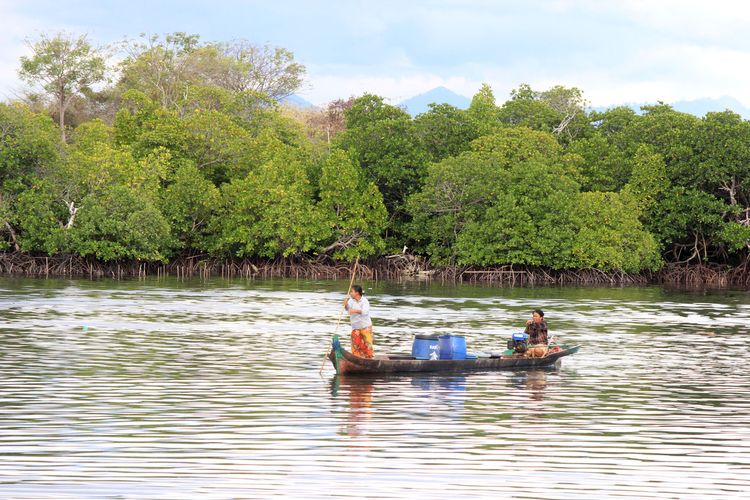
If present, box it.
[159,162,221,251]
[623,144,667,213]
[467,83,500,135]
[211,153,327,258]
[53,125,173,260]
[7,35,750,271]
[648,186,728,261]
[212,41,306,100]
[570,192,661,272]
[117,32,205,110]
[317,150,388,260]
[694,111,750,196]
[567,132,630,191]
[336,94,427,224]
[624,104,700,180]
[471,127,563,164]
[407,152,503,263]
[453,193,536,265]
[414,103,478,162]
[499,84,591,140]
[15,179,66,254]
[453,159,580,268]
[408,131,581,267]
[69,184,171,261]
[718,222,750,253]
[117,33,305,112]
[0,103,61,250]
[408,126,660,271]
[18,32,106,141]
[590,106,639,144]
[0,103,60,186]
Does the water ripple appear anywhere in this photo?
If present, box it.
[0,278,749,499]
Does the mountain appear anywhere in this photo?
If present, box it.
[281,94,315,108]
[399,86,471,116]
[593,96,750,119]
[671,96,750,119]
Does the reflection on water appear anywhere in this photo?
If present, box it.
[0,277,749,499]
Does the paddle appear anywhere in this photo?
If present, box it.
[319,256,360,374]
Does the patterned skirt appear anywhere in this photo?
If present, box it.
[351,326,374,358]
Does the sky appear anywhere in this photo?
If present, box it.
[2,0,750,107]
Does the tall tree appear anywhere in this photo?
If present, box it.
[213,41,306,100]
[335,94,427,243]
[317,149,388,259]
[499,84,590,139]
[117,32,202,110]
[18,32,106,142]
[118,34,306,111]
[467,83,500,135]
[414,103,478,162]
[0,103,60,251]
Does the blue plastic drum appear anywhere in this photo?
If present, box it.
[412,335,440,359]
[438,335,467,360]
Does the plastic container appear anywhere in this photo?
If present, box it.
[438,335,467,360]
[412,335,440,359]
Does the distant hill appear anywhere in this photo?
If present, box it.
[281,94,315,108]
[672,96,750,119]
[593,96,750,119]
[399,86,471,116]
[287,88,750,120]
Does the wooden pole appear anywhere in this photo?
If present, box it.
[320,256,359,375]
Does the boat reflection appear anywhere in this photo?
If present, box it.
[330,376,375,437]
[329,367,565,438]
[330,373,469,437]
[509,369,551,401]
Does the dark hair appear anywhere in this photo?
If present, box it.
[351,284,364,295]
[533,309,544,317]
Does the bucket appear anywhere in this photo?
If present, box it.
[438,335,467,360]
[412,335,440,359]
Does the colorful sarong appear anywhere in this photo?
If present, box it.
[351,326,374,358]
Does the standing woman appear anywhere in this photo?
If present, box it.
[524,309,548,358]
[343,284,374,358]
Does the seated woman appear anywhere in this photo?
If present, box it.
[524,309,548,358]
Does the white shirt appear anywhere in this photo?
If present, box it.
[347,296,372,330]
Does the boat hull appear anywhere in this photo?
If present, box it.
[328,339,580,375]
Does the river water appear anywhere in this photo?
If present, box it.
[0,277,748,499]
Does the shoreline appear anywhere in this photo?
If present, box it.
[0,252,748,287]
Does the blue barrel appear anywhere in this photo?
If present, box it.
[438,335,467,360]
[412,335,440,359]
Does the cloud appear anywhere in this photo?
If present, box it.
[298,0,750,107]
[3,0,750,110]
[0,0,93,101]
[301,68,481,106]
[0,2,37,100]
[615,0,750,44]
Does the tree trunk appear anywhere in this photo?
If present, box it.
[64,200,78,229]
[58,87,66,143]
[59,101,66,143]
[4,222,20,252]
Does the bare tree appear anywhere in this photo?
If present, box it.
[214,40,306,101]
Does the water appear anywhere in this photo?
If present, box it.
[0,277,749,499]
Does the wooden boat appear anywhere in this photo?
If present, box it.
[328,334,580,375]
